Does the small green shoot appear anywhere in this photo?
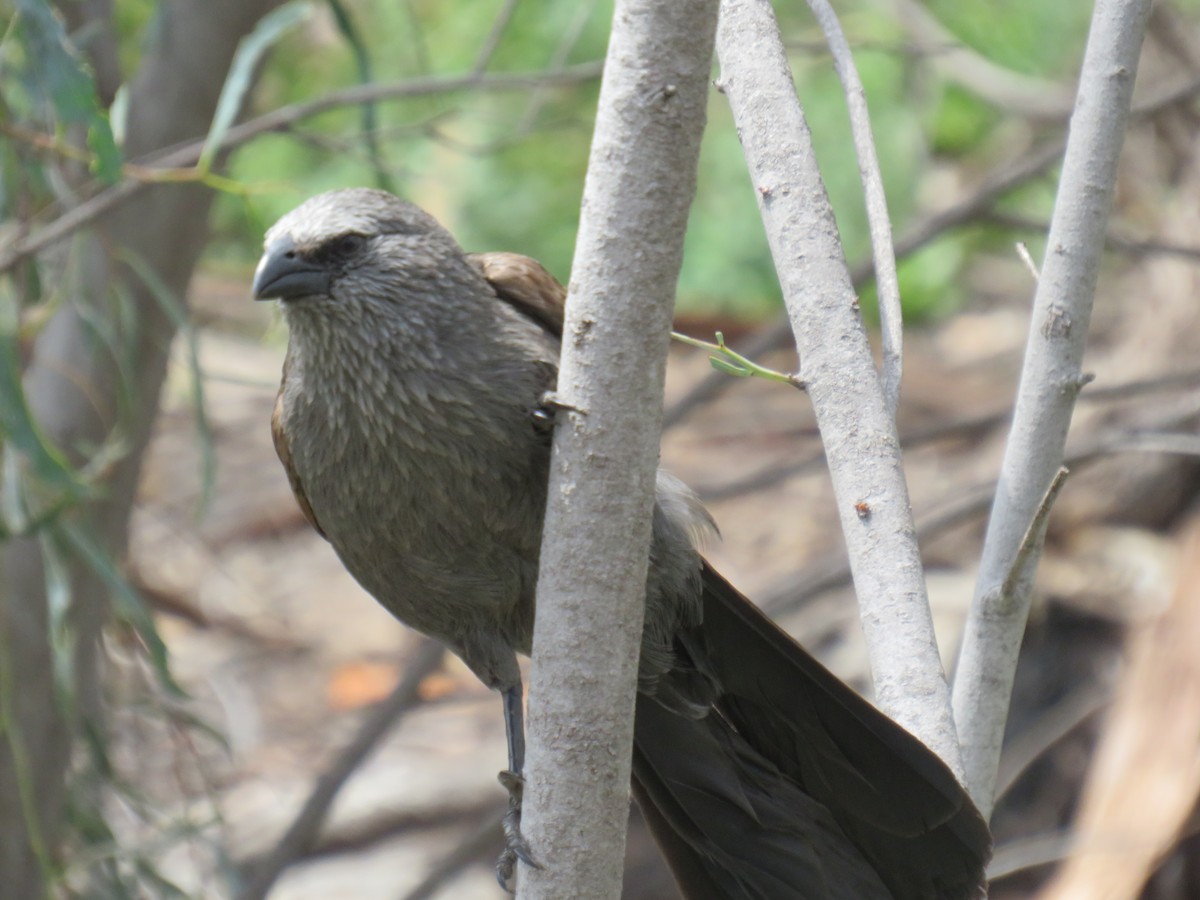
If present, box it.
[671,330,804,389]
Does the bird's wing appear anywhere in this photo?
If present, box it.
[272,349,327,539]
[467,251,566,338]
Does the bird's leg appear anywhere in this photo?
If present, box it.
[496,682,539,890]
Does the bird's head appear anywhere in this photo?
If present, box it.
[252,188,467,312]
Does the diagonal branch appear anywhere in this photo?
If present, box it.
[236,640,444,900]
[951,0,1156,816]
[716,0,962,773]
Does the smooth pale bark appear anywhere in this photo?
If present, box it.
[715,0,963,774]
[804,0,903,419]
[952,0,1154,816]
[517,1,719,897]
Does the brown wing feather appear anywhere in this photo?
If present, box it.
[272,351,326,539]
[467,252,566,338]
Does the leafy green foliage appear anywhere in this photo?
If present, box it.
[926,0,1091,77]
[210,0,1095,324]
[201,1,316,173]
[0,288,85,512]
[928,85,1002,157]
[10,0,122,182]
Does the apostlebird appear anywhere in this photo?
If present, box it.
[253,187,990,899]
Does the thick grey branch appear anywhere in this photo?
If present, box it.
[516,1,719,897]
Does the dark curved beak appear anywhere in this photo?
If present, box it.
[252,237,332,301]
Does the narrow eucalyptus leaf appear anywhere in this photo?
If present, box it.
[15,0,122,183]
[120,250,215,514]
[710,357,749,377]
[57,521,184,697]
[199,0,315,171]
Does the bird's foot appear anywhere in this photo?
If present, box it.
[495,769,540,892]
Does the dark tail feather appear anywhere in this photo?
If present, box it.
[632,696,896,899]
[630,563,990,899]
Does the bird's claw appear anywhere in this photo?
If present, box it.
[531,391,581,436]
[495,769,540,891]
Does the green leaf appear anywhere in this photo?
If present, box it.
[199,0,315,172]
[86,112,123,184]
[710,357,749,378]
[0,289,86,498]
[15,0,122,183]
[57,520,184,697]
[0,588,58,883]
[326,0,394,192]
[120,250,216,514]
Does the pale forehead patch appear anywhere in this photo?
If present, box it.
[265,188,440,247]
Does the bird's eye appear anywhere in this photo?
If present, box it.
[332,234,366,258]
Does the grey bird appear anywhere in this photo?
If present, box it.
[253,187,990,899]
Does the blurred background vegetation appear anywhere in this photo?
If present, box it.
[6,0,1200,898]
[73,0,1104,321]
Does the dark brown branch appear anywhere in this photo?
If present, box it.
[761,413,1200,617]
[697,367,1200,504]
[236,640,444,900]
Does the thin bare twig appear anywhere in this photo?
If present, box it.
[762,415,1200,617]
[514,0,601,135]
[805,0,904,418]
[671,330,803,387]
[696,365,1200,503]
[437,5,601,158]
[470,0,521,76]
[1015,241,1041,282]
[998,467,1070,602]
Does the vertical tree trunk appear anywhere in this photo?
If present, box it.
[0,2,279,894]
[518,1,719,897]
